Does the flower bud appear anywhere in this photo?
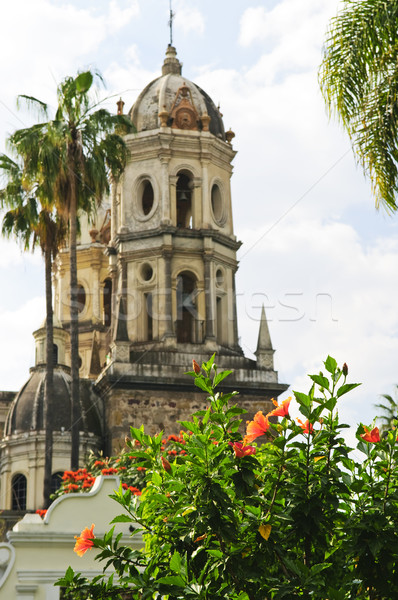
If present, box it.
[192,359,201,374]
[342,362,348,376]
[161,456,172,473]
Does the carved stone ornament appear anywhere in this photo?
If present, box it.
[170,84,199,131]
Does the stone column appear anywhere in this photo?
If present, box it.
[163,250,174,339]
[204,256,216,340]
[160,159,171,225]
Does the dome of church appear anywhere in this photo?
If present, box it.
[4,365,103,437]
[129,45,226,140]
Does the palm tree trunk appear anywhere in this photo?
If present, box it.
[69,150,80,470]
[43,246,54,507]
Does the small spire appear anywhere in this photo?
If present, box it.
[255,306,275,370]
[162,45,182,76]
[117,97,125,115]
[114,296,129,342]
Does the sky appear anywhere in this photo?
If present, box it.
[0,0,397,444]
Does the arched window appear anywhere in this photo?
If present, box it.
[142,181,154,215]
[176,173,193,229]
[12,473,27,511]
[145,293,153,341]
[211,183,225,225]
[76,284,86,313]
[103,279,112,327]
[176,272,197,343]
[53,344,58,365]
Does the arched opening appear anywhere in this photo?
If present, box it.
[11,473,27,511]
[141,180,154,215]
[76,284,86,313]
[53,344,58,365]
[144,292,153,341]
[176,173,193,229]
[103,279,112,327]
[51,471,64,495]
[211,183,224,224]
[176,272,197,343]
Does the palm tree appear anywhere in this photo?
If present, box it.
[319,0,398,212]
[374,385,398,434]
[0,154,66,507]
[9,70,132,469]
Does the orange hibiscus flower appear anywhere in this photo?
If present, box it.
[297,418,314,435]
[74,524,95,557]
[360,426,380,443]
[269,397,291,418]
[244,411,270,444]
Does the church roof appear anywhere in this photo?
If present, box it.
[4,366,103,438]
[129,45,226,140]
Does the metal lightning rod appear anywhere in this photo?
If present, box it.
[168,0,174,46]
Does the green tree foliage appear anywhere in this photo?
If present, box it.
[8,71,133,468]
[319,0,398,211]
[58,356,398,599]
[0,154,66,507]
[375,385,398,434]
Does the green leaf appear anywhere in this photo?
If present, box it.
[207,549,223,558]
[336,382,361,397]
[213,370,232,387]
[170,551,182,573]
[194,377,213,394]
[110,514,132,523]
[75,71,94,93]
[309,374,330,389]
[294,391,311,406]
[202,353,216,374]
[310,562,332,575]
[324,356,337,374]
[157,575,185,587]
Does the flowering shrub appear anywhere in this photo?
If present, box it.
[51,433,188,500]
[58,355,398,600]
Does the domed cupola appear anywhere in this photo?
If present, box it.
[129,45,226,140]
[0,321,103,511]
[4,367,103,438]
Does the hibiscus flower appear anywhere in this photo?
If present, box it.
[74,524,95,557]
[244,411,270,444]
[360,426,380,443]
[229,441,256,458]
[297,418,314,435]
[269,397,291,418]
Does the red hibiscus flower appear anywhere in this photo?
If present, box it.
[229,441,256,458]
[297,418,314,435]
[74,524,95,557]
[269,397,291,418]
[244,411,270,444]
[360,426,380,443]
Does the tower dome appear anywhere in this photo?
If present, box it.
[4,366,103,437]
[0,323,104,511]
[129,45,225,140]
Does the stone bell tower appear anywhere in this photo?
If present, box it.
[51,46,287,453]
[93,46,288,452]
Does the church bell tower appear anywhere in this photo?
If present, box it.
[55,46,288,452]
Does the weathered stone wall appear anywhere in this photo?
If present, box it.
[103,386,274,454]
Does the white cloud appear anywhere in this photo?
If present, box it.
[0,296,44,390]
[174,0,205,36]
